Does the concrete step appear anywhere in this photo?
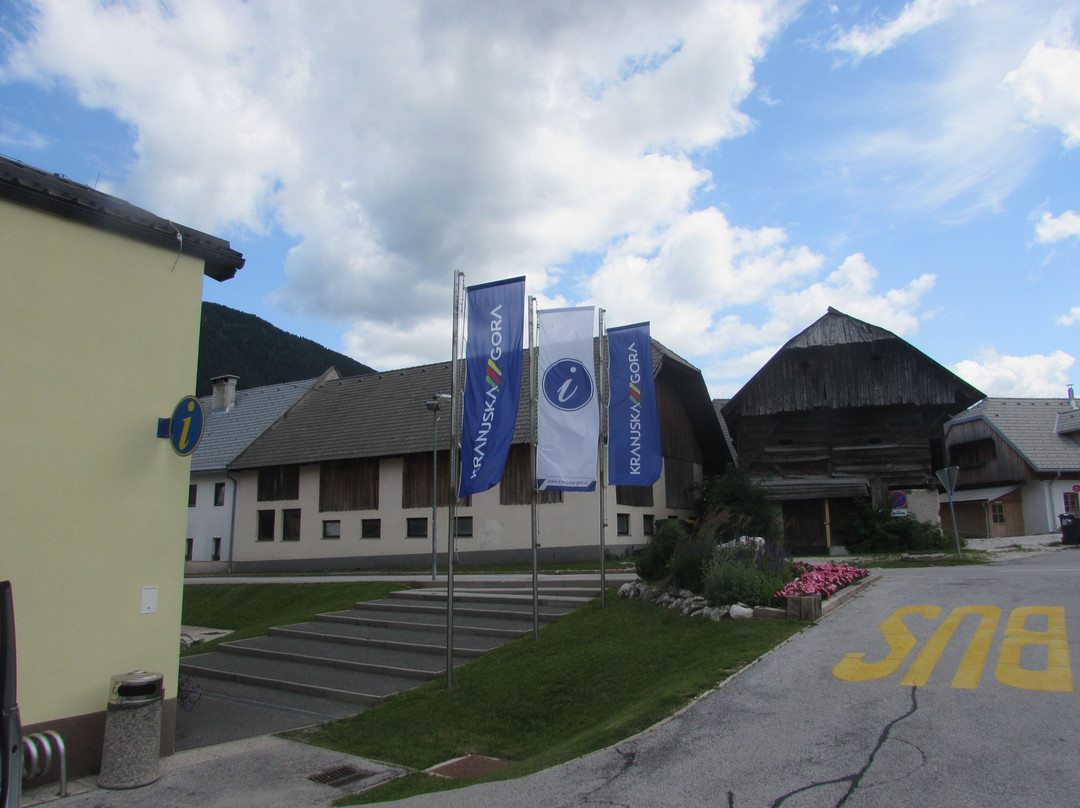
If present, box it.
[269,624,484,659]
[346,599,572,625]
[296,616,506,652]
[218,635,458,680]
[180,650,421,706]
[388,588,594,608]
[414,574,635,590]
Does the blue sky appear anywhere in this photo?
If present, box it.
[2,0,1079,398]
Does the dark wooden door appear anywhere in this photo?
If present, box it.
[782,499,827,553]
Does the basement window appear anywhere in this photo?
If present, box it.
[617,513,630,536]
[406,517,428,538]
[361,519,382,539]
[322,520,341,539]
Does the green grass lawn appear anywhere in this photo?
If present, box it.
[295,590,806,804]
[180,581,408,656]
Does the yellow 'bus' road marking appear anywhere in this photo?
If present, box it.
[833,606,941,682]
[996,607,1074,693]
[901,606,1000,689]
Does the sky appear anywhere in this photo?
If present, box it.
[1,0,1079,400]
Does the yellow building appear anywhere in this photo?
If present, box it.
[0,156,243,778]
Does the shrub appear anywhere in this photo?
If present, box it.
[841,501,957,554]
[698,466,782,545]
[667,535,715,593]
[635,519,687,582]
[702,540,794,607]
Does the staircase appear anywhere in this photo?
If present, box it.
[179,574,628,725]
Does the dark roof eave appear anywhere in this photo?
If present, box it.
[0,156,244,281]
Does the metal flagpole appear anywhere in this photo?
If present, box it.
[597,308,608,607]
[446,270,464,687]
[529,296,540,639]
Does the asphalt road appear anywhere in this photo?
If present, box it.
[388,552,1080,808]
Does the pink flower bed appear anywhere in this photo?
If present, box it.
[775,562,869,602]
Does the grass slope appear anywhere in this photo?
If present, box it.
[181,582,407,655]
[302,591,805,804]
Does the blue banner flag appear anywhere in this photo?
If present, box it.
[459,276,525,497]
[607,322,662,486]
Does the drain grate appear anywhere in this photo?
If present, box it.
[308,765,375,787]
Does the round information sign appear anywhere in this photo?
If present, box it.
[169,396,204,457]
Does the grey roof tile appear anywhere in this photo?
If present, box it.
[190,376,323,472]
[230,340,730,471]
[946,398,1080,472]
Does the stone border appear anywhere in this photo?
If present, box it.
[622,573,882,622]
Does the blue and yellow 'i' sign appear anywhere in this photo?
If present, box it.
[169,396,204,457]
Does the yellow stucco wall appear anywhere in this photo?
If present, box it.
[0,198,205,725]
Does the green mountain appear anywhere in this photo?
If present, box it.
[195,302,375,396]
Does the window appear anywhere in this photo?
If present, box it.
[455,516,473,538]
[991,502,1006,524]
[258,464,300,501]
[1065,492,1080,515]
[257,509,275,541]
[616,485,653,507]
[616,513,630,536]
[949,439,997,468]
[361,519,382,539]
[322,519,341,539]
[188,485,197,507]
[320,458,379,511]
[406,517,428,538]
[214,482,226,507]
[643,514,655,536]
[282,508,302,541]
[185,538,193,560]
[499,444,562,505]
[211,537,221,561]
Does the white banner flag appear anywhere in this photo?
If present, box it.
[536,306,598,492]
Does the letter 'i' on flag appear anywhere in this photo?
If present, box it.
[459,277,525,498]
[536,306,599,492]
[607,322,662,486]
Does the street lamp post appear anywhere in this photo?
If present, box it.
[426,394,451,580]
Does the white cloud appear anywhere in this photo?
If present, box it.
[1058,306,1080,325]
[1034,209,1080,243]
[1,0,803,370]
[831,0,984,60]
[588,229,937,396]
[1005,40,1080,147]
[953,349,1075,397]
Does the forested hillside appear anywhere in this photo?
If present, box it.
[195,302,375,396]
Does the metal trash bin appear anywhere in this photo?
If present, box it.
[97,671,163,789]
[1060,513,1080,545]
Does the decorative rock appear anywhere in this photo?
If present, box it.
[729,604,754,619]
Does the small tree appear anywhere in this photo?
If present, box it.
[698,465,782,545]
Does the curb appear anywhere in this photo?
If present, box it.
[821,573,882,616]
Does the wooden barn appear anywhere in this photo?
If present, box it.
[720,308,984,553]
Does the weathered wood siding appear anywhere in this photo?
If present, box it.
[729,342,978,416]
[945,419,1034,486]
[657,377,703,463]
[732,405,948,487]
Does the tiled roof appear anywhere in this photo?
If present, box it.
[230,340,729,471]
[190,375,325,472]
[0,154,244,281]
[946,398,1080,472]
